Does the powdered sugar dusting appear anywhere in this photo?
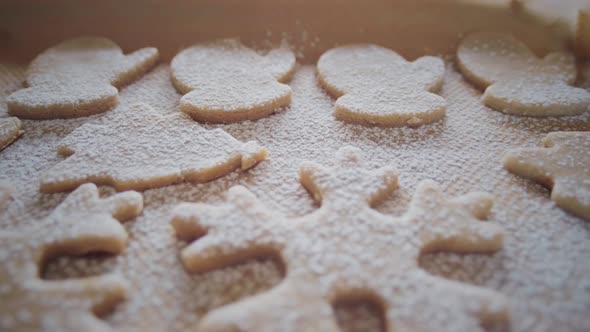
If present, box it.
[0,58,589,331]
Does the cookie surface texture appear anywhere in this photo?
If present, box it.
[504,131,590,221]
[317,44,446,127]
[171,39,295,123]
[458,32,590,117]
[41,103,267,193]
[0,183,143,332]
[7,37,159,119]
[0,117,23,151]
[171,146,508,331]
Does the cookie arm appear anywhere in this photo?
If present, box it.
[198,280,341,332]
[111,47,159,87]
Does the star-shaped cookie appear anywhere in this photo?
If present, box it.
[171,146,508,331]
[317,44,447,127]
[0,183,143,331]
[504,131,590,221]
[458,32,590,117]
[41,103,267,193]
[7,37,159,119]
[171,39,295,123]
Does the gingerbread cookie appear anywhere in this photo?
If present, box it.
[504,132,590,221]
[41,103,267,193]
[171,39,295,123]
[0,117,22,151]
[458,32,590,117]
[171,146,507,331]
[0,183,143,331]
[7,37,159,119]
[317,44,446,127]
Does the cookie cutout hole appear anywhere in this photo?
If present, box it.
[333,292,386,332]
[42,253,118,280]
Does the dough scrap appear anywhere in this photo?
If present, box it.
[458,32,590,117]
[317,44,446,127]
[41,103,267,193]
[171,146,507,331]
[171,39,295,123]
[0,117,23,151]
[7,37,159,119]
[0,183,143,332]
[504,132,590,221]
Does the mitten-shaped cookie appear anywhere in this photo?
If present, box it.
[171,39,295,123]
[458,32,590,117]
[7,37,159,119]
[317,44,446,127]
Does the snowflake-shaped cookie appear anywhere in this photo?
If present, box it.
[0,183,143,331]
[317,44,447,127]
[7,37,159,119]
[171,147,508,331]
[0,117,22,151]
[504,131,590,221]
[41,103,267,193]
[171,39,295,123]
[458,32,590,117]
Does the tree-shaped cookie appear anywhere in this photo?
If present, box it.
[504,131,590,221]
[0,183,143,331]
[458,32,590,117]
[317,44,447,127]
[40,103,267,193]
[171,39,295,123]
[0,117,22,151]
[171,147,508,331]
[7,37,159,119]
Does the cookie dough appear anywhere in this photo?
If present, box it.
[7,37,158,119]
[317,44,446,127]
[171,146,507,331]
[41,103,267,193]
[0,117,22,151]
[504,131,590,221]
[458,32,590,116]
[171,39,295,123]
[0,183,143,331]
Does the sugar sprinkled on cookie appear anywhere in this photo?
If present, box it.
[171,146,508,331]
[171,38,295,123]
[317,44,447,127]
[7,37,159,119]
[40,103,267,193]
[458,31,590,117]
[0,183,143,331]
[504,131,590,221]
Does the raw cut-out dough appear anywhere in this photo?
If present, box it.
[7,37,159,119]
[0,117,22,151]
[504,131,590,221]
[171,38,295,123]
[171,146,507,331]
[317,44,446,127]
[41,103,267,193]
[0,183,143,332]
[458,32,590,117]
